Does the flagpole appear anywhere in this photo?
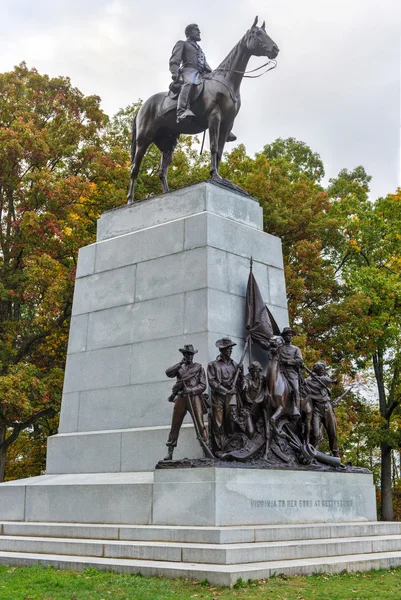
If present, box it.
[248,256,253,364]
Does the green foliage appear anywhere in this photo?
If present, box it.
[263,136,325,182]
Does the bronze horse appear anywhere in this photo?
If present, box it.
[263,336,313,458]
[126,17,279,203]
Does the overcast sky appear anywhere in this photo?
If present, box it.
[1,0,400,198]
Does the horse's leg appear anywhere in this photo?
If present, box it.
[127,139,151,205]
[158,148,174,194]
[303,401,312,446]
[208,109,223,181]
[156,135,179,194]
[270,404,283,438]
[216,123,232,171]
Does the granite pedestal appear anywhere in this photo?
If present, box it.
[0,182,383,584]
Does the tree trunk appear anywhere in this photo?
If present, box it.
[381,440,394,521]
[0,425,7,483]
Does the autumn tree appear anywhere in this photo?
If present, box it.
[327,170,401,520]
[0,63,129,481]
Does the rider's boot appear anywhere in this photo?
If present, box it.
[164,446,174,461]
[291,393,301,420]
[177,83,195,123]
[227,132,237,142]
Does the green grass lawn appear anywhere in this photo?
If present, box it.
[1,565,401,600]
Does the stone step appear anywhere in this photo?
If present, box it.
[1,533,401,565]
[1,520,400,544]
[1,549,401,587]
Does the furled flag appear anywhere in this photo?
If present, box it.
[245,258,280,349]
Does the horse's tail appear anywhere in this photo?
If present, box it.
[130,113,137,163]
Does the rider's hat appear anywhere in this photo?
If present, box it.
[281,327,296,336]
[215,337,237,349]
[179,344,198,355]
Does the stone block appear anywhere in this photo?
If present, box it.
[23,473,153,524]
[205,182,262,229]
[104,541,182,561]
[87,305,135,351]
[208,289,247,339]
[97,182,263,242]
[131,294,185,343]
[67,314,89,354]
[153,468,216,526]
[225,253,270,301]
[121,424,203,471]
[63,345,132,393]
[46,431,121,474]
[77,382,175,431]
[135,248,207,302]
[130,333,209,385]
[46,424,202,474]
[214,468,377,526]
[185,212,283,269]
[95,218,184,273]
[118,526,254,544]
[72,265,136,316]
[255,523,332,542]
[268,266,288,309]
[2,523,120,540]
[76,244,96,279]
[0,483,25,520]
[0,536,104,557]
[58,392,80,433]
[184,289,208,334]
[184,210,208,251]
[152,468,377,526]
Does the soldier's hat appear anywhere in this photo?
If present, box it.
[215,337,237,349]
[248,361,262,372]
[313,360,327,371]
[179,344,198,355]
[281,326,296,336]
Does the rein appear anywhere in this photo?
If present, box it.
[214,59,277,78]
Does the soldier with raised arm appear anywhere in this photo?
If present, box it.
[306,361,340,457]
[164,344,208,461]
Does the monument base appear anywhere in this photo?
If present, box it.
[0,467,376,526]
[153,467,377,526]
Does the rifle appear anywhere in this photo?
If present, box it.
[182,379,215,459]
[228,335,250,396]
[331,385,355,408]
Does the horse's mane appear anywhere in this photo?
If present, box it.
[212,31,249,78]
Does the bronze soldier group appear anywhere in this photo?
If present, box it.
[163,330,341,465]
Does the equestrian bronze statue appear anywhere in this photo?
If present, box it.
[127,17,279,203]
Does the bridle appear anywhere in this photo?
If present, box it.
[213,59,277,79]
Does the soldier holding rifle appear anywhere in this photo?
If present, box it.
[278,327,303,419]
[164,344,209,461]
[207,338,243,457]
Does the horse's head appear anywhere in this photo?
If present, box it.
[246,16,279,60]
[269,335,283,355]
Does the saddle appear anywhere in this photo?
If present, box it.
[159,77,205,118]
